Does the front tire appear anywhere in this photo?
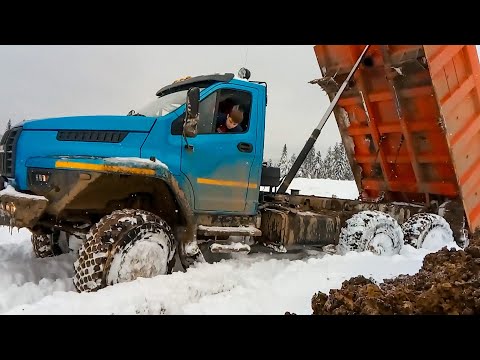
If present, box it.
[337,210,404,255]
[73,209,176,293]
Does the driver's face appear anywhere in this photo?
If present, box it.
[226,116,239,129]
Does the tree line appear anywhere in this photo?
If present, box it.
[266,142,354,180]
[1,119,12,139]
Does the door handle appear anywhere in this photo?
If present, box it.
[237,142,253,153]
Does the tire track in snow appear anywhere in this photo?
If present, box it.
[1,225,457,315]
[4,249,433,315]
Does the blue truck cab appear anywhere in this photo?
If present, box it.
[0,71,277,292]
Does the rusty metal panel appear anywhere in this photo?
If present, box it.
[259,196,428,246]
[313,45,480,232]
[260,207,342,246]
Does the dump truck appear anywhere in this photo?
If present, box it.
[0,45,479,293]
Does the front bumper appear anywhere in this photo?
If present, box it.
[0,183,48,228]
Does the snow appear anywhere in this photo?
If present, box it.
[0,185,47,201]
[0,179,462,315]
[197,225,261,236]
[105,157,168,170]
[337,210,404,256]
[392,202,424,208]
[422,227,460,251]
[108,230,172,285]
[286,178,359,200]
[210,242,251,253]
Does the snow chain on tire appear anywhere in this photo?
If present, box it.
[31,231,68,258]
[402,212,453,249]
[73,209,176,293]
[338,210,404,256]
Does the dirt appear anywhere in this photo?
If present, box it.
[307,230,480,315]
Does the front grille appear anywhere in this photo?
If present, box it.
[56,130,128,143]
[0,126,22,178]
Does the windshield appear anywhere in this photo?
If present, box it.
[134,89,193,118]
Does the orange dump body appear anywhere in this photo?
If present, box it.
[313,45,480,232]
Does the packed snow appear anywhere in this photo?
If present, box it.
[0,178,460,315]
[210,242,251,253]
[286,178,359,199]
[105,157,168,170]
[0,185,47,201]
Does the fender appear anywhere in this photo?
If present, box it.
[52,156,199,249]
[57,156,203,266]
[1,155,203,265]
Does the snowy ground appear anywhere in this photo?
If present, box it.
[0,179,459,315]
[286,178,359,200]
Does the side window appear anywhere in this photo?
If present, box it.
[170,91,217,135]
[171,88,253,135]
[214,89,252,134]
[197,92,218,134]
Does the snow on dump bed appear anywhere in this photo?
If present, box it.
[105,157,168,170]
[0,185,47,201]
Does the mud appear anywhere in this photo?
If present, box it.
[308,231,480,315]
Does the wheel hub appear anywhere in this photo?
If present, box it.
[108,231,170,284]
[367,233,394,255]
[421,226,452,250]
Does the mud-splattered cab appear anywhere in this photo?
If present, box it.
[0,72,268,292]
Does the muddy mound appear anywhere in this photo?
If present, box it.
[310,231,480,315]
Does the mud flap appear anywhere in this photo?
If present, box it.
[176,226,206,270]
[0,188,48,228]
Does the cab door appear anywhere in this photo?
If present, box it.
[179,85,258,213]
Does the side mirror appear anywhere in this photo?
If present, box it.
[183,87,200,138]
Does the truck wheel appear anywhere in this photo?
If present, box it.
[31,230,70,258]
[73,209,177,293]
[337,210,403,255]
[401,213,453,249]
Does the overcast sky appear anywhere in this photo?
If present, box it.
[3,45,478,162]
[0,45,340,162]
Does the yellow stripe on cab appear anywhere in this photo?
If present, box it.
[197,177,257,189]
[55,161,156,176]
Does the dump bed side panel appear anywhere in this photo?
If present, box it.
[313,45,480,232]
[424,45,480,231]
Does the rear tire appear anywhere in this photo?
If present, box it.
[31,230,70,258]
[401,213,454,250]
[73,209,176,293]
[338,210,403,255]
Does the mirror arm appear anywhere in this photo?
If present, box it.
[182,123,194,151]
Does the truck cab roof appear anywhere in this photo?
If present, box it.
[156,73,235,97]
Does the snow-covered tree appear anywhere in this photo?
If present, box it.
[314,150,324,179]
[322,146,337,179]
[288,153,297,177]
[299,146,317,178]
[278,144,289,177]
[334,142,354,180]
[277,142,353,180]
